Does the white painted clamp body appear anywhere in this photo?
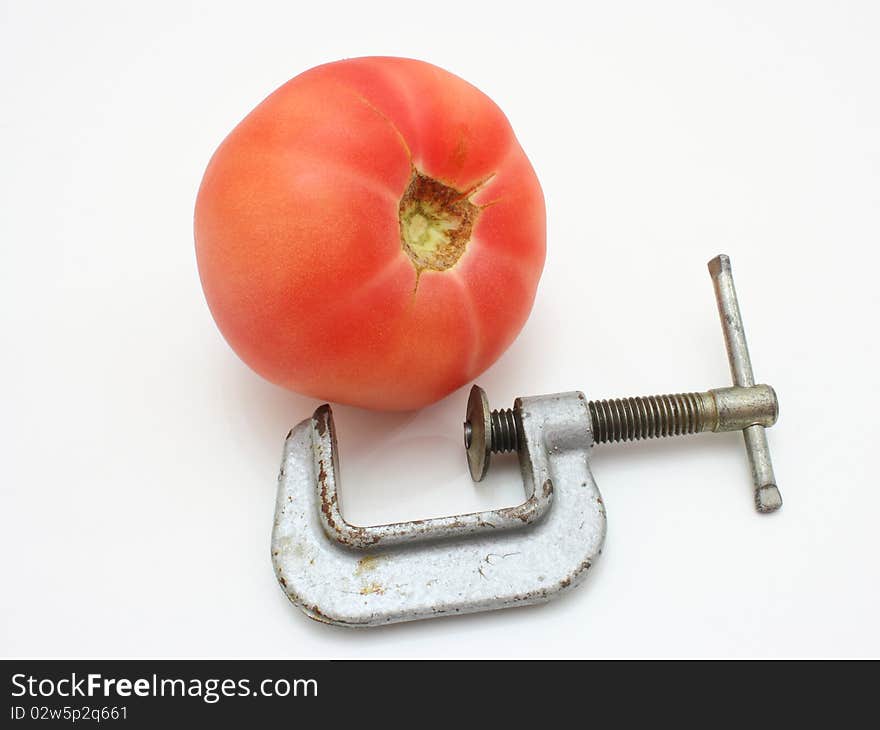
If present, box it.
[271,392,605,627]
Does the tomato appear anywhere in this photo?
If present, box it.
[195,57,545,410]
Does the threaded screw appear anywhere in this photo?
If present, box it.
[587,392,707,444]
[464,255,783,513]
[483,392,708,453]
[489,408,519,452]
[477,385,777,456]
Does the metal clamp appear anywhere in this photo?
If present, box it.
[272,394,603,626]
[272,254,781,627]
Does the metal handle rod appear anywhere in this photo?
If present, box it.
[708,255,782,513]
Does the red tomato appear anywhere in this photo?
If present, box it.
[195,57,545,410]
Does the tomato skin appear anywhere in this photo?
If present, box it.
[195,57,545,410]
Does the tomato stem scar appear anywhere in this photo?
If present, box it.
[399,170,482,275]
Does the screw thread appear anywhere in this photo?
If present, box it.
[588,392,708,444]
[489,408,518,453]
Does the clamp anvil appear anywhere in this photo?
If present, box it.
[272,255,781,627]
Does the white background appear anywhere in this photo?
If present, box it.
[2,0,878,658]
